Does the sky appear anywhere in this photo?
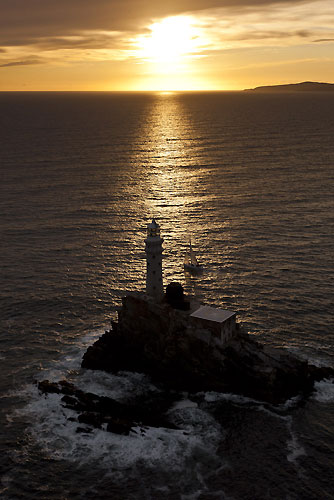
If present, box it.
[0,0,333,91]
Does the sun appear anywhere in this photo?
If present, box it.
[131,15,210,90]
[135,16,200,65]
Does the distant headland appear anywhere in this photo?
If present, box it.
[244,81,334,92]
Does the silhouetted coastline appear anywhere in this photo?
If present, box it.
[245,81,334,92]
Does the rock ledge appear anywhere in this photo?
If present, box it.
[81,293,334,404]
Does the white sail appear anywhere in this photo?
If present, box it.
[184,252,190,266]
[190,245,198,266]
[184,236,202,272]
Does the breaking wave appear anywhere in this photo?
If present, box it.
[312,379,334,403]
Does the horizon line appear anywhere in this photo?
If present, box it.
[1,81,333,93]
[0,89,243,93]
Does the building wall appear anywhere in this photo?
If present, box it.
[190,313,237,344]
[118,293,238,358]
[119,294,169,340]
[220,316,236,343]
[145,237,163,298]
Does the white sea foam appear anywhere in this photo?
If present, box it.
[312,379,334,402]
[279,395,302,410]
[286,345,333,369]
[16,379,222,473]
[181,490,227,500]
[167,402,222,445]
[204,390,264,406]
[14,328,223,473]
[170,398,198,411]
[203,388,308,468]
[36,329,105,382]
[286,418,306,463]
[204,389,305,418]
[76,369,160,402]
[286,435,306,463]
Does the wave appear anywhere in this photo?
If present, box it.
[11,331,223,476]
[15,383,222,475]
[286,417,306,463]
[312,379,334,402]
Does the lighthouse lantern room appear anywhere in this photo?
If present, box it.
[145,219,164,299]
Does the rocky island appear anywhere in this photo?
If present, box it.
[39,220,333,435]
[81,290,333,405]
[244,81,334,92]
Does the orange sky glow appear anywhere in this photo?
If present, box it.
[0,0,333,91]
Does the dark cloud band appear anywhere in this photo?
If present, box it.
[0,58,43,67]
[0,0,314,41]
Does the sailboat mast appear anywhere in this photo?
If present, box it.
[190,243,198,266]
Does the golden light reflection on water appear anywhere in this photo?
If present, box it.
[127,93,231,295]
[143,96,197,226]
[156,91,176,96]
[112,92,234,304]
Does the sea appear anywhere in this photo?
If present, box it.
[0,91,333,499]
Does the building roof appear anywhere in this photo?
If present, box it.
[190,305,236,323]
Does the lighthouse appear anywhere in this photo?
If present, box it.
[145,219,164,299]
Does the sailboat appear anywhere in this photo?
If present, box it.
[184,239,202,273]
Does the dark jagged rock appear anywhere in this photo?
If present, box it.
[37,379,179,435]
[82,328,319,403]
[81,293,334,404]
[38,380,61,394]
[81,329,140,373]
[78,412,103,429]
[76,427,93,434]
[61,395,79,409]
[307,364,334,382]
[106,418,132,435]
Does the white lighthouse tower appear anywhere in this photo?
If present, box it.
[145,219,164,299]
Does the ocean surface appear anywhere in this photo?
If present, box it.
[0,91,333,499]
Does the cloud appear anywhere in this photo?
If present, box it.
[27,33,128,51]
[313,38,334,42]
[0,0,332,68]
[191,0,334,54]
[0,0,314,43]
[224,29,314,42]
[0,58,43,68]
